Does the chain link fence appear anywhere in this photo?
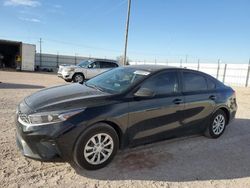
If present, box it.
[35,53,91,72]
[35,53,250,87]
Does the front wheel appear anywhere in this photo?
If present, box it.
[73,123,119,170]
[72,73,85,83]
[205,109,227,138]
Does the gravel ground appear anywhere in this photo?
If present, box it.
[0,70,250,188]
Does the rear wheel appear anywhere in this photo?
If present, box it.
[205,109,227,138]
[73,123,119,170]
[73,73,84,83]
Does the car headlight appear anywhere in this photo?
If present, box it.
[20,108,85,126]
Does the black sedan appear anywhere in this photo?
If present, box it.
[16,65,237,170]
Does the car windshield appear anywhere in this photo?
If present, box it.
[85,67,151,94]
[77,60,92,67]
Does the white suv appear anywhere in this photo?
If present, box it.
[58,59,119,83]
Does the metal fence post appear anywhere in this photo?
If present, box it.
[197,59,200,70]
[245,59,250,87]
[216,59,220,79]
[180,59,182,68]
[56,53,59,68]
[39,53,42,68]
[75,54,77,65]
[223,64,227,83]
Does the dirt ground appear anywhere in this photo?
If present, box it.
[0,70,250,188]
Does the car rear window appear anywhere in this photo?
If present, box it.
[207,78,216,90]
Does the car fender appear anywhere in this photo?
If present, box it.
[75,68,87,75]
[211,104,231,122]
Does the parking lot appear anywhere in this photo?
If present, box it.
[1,70,250,188]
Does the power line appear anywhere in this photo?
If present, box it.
[44,38,121,53]
[73,0,127,27]
[102,0,127,16]
[1,35,219,61]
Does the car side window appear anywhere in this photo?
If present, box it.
[183,72,207,92]
[88,62,100,69]
[140,71,178,95]
[100,62,118,68]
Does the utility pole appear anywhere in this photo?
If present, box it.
[123,0,131,66]
[39,38,42,67]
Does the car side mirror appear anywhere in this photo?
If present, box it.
[134,88,155,98]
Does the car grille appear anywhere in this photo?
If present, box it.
[18,112,30,124]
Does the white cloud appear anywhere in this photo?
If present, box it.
[53,4,62,9]
[19,17,41,23]
[4,0,41,7]
[47,4,64,15]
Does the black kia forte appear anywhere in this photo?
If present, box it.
[16,65,237,170]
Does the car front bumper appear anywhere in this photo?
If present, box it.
[16,129,61,161]
[15,118,66,161]
[57,71,74,80]
[15,101,92,162]
[15,114,85,162]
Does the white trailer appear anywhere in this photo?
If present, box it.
[0,39,36,71]
[21,43,36,71]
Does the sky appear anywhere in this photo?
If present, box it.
[0,0,250,63]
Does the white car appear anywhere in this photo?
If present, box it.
[58,59,119,83]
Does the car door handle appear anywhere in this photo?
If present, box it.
[209,95,216,100]
[173,98,183,104]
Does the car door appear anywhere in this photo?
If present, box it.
[85,61,101,79]
[181,70,216,131]
[127,70,185,146]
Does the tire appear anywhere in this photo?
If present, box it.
[204,109,227,138]
[72,73,85,83]
[73,123,119,170]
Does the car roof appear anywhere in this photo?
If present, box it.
[125,65,221,83]
[125,64,181,72]
[91,59,118,63]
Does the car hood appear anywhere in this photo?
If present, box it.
[60,65,79,69]
[24,83,110,112]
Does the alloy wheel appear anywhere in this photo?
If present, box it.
[75,75,83,83]
[83,133,114,165]
[212,114,225,135]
